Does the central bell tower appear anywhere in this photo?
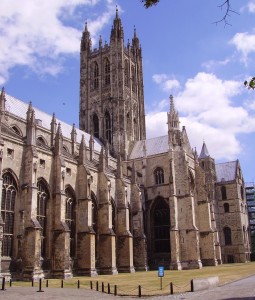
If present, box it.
[79,8,146,159]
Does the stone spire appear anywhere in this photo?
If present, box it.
[81,21,92,51]
[55,123,63,155]
[168,95,180,130]
[71,123,77,155]
[199,141,210,159]
[132,26,140,49]
[0,87,6,111]
[110,5,124,41]
[79,134,87,165]
[51,113,57,147]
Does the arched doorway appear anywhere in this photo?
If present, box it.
[149,197,171,269]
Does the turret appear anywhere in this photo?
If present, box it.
[81,22,92,52]
[110,6,124,42]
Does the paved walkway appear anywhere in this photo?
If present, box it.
[1,275,255,300]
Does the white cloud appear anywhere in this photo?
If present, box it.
[152,73,180,92]
[202,57,231,72]
[248,2,255,13]
[241,1,255,13]
[230,31,255,63]
[146,72,255,161]
[0,0,116,84]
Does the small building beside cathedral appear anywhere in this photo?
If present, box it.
[0,10,250,280]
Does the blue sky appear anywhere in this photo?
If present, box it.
[1,0,255,182]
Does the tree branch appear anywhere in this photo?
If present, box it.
[213,0,239,27]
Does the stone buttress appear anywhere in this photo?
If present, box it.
[76,135,97,276]
[97,147,117,274]
[115,156,135,273]
[130,161,148,271]
[21,103,43,280]
[51,124,72,278]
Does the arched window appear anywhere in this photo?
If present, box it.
[93,114,99,138]
[104,58,110,85]
[131,65,136,92]
[37,180,49,257]
[93,62,99,89]
[124,60,129,87]
[65,187,76,257]
[153,198,170,253]
[221,186,227,200]
[105,111,111,144]
[37,136,47,147]
[223,226,232,245]
[1,172,17,257]
[224,203,229,213]
[154,167,164,185]
[11,125,22,136]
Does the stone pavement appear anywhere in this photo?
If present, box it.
[1,275,255,300]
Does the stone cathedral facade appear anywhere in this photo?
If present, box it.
[0,10,251,280]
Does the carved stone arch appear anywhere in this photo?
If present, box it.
[150,196,170,256]
[2,168,19,192]
[37,135,48,147]
[63,144,69,153]
[37,177,51,195]
[10,124,23,136]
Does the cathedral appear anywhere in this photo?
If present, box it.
[0,10,251,280]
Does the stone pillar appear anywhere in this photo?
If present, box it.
[116,189,135,272]
[131,164,148,271]
[76,136,97,276]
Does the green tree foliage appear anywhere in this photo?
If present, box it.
[244,78,255,90]
[141,0,159,8]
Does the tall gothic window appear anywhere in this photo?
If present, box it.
[124,60,129,87]
[93,114,99,138]
[104,58,110,85]
[154,167,164,185]
[223,226,232,245]
[221,186,227,200]
[65,187,76,257]
[93,62,99,89]
[37,180,49,257]
[153,198,170,253]
[1,172,17,257]
[105,111,112,144]
[131,65,136,92]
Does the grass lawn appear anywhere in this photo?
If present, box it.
[10,262,255,296]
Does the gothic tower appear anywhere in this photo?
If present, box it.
[80,8,146,159]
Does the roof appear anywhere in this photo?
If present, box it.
[5,94,102,152]
[129,135,169,159]
[199,141,210,159]
[215,161,237,183]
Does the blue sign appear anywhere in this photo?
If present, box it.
[158,266,164,277]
